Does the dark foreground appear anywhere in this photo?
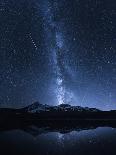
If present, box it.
[1,118,116,134]
[0,120,116,155]
[1,103,116,155]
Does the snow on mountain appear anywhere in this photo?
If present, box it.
[23,102,50,113]
[23,102,100,113]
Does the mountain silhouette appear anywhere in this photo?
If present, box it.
[21,102,101,113]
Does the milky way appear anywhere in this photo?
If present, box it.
[0,0,116,110]
[38,1,64,105]
[38,0,75,105]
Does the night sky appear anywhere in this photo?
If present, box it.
[0,0,116,110]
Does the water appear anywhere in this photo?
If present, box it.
[0,126,116,155]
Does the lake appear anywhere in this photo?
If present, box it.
[0,126,116,155]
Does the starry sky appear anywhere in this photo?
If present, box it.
[0,0,116,110]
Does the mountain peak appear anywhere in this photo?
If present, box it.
[31,102,41,107]
[23,101,43,113]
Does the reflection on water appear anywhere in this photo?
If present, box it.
[0,126,116,155]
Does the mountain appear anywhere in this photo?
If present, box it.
[22,102,51,113]
[21,102,101,113]
[1,102,116,122]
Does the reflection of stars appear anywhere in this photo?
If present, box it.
[57,133,65,145]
